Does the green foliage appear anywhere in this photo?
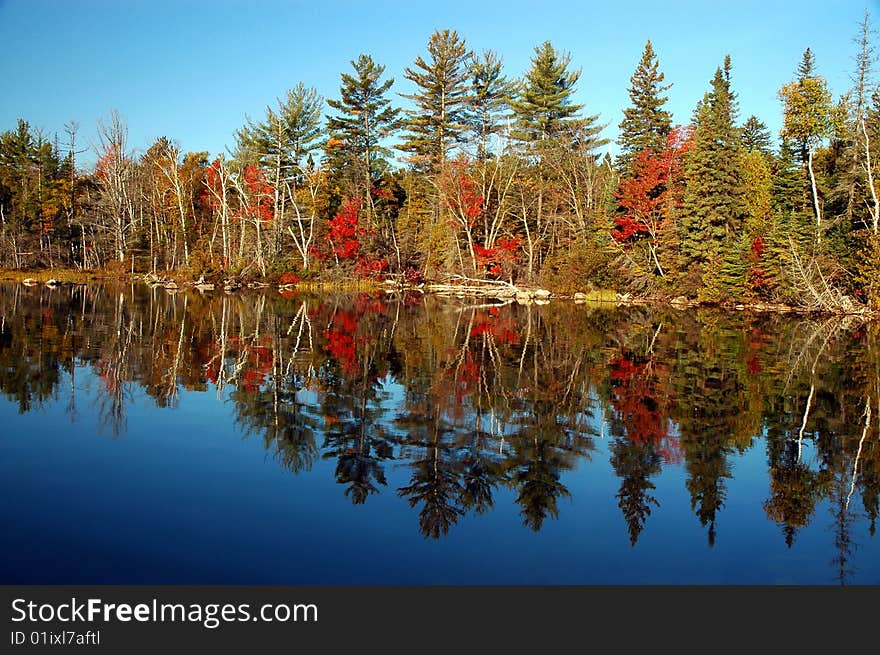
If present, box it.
[399,29,473,169]
[699,232,749,302]
[325,54,400,195]
[855,231,880,308]
[741,115,773,156]
[2,25,878,309]
[466,50,515,160]
[510,41,585,142]
[616,40,673,172]
[234,83,324,172]
[680,57,747,292]
[540,236,619,293]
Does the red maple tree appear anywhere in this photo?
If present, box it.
[613,126,693,277]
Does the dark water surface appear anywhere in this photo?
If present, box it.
[1,283,878,584]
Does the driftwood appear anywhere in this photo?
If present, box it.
[424,275,556,304]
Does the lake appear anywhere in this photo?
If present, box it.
[0,283,878,584]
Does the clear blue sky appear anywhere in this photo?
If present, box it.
[0,0,876,166]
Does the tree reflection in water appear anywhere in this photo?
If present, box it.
[1,283,879,581]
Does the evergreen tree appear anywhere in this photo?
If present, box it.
[616,40,673,172]
[510,41,585,142]
[233,83,324,175]
[741,115,773,156]
[325,54,400,205]
[399,29,472,170]
[679,56,747,296]
[231,83,324,263]
[466,50,515,160]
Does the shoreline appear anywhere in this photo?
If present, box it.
[2,268,876,318]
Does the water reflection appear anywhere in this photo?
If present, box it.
[1,283,878,582]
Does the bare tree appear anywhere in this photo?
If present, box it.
[95,111,137,263]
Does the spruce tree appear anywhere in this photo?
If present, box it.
[679,56,747,297]
[325,54,400,201]
[741,115,773,156]
[510,41,584,142]
[399,29,472,170]
[616,40,673,172]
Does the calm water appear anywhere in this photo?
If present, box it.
[0,283,878,584]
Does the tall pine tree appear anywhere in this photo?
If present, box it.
[616,40,673,172]
[510,41,585,142]
[399,29,472,170]
[325,54,400,206]
[466,50,515,160]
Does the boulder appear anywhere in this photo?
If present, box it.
[533,289,552,298]
[573,292,587,301]
[21,278,39,286]
[45,278,60,287]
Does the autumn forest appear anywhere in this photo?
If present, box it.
[3,18,880,311]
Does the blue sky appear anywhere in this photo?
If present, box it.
[0,0,876,166]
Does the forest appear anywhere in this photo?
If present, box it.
[2,17,880,311]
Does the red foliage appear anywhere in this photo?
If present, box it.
[354,257,389,279]
[745,328,765,376]
[235,165,274,224]
[441,155,483,227]
[403,267,424,285]
[613,126,692,247]
[747,235,769,293]
[278,272,300,285]
[323,310,360,375]
[452,350,481,406]
[372,187,394,201]
[353,292,389,317]
[202,158,226,212]
[327,197,364,261]
[613,150,666,242]
[609,353,681,464]
[473,236,520,278]
[94,143,121,183]
[468,310,520,345]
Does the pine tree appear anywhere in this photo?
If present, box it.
[510,41,585,142]
[466,50,515,160]
[679,56,747,297]
[616,40,673,172]
[399,29,472,170]
[231,84,323,263]
[325,54,400,202]
[233,83,323,175]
